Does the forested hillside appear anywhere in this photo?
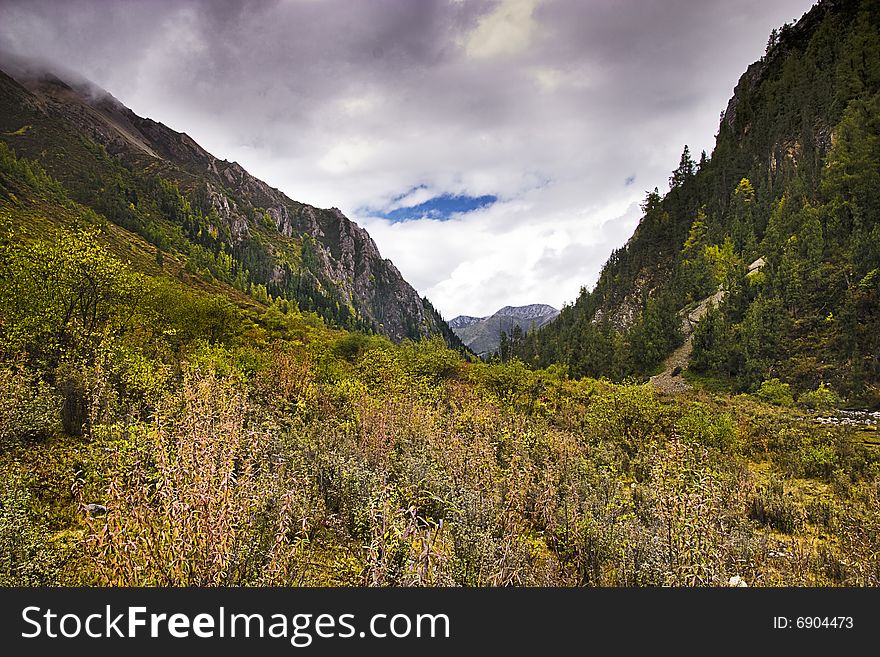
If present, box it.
[518,0,880,406]
[0,62,462,345]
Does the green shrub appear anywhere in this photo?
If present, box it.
[332,332,375,362]
[754,378,794,406]
[676,403,740,453]
[0,365,60,448]
[0,474,61,585]
[798,383,843,411]
[584,384,664,456]
[799,435,839,479]
[398,336,462,384]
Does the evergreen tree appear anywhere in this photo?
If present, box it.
[499,330,510,363]
[669,145,696,189]
[730,178,757,256]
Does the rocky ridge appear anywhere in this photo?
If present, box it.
[0,63,446,342]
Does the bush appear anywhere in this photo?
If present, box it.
[584,384,664,456]
[398,336,462,384]
[0,364,60,448]
[332,332,376,362]
[798,383,843,411]
[754,378,794,406]
[0,474,61,585]
[799,435,839,479]
[676,403,740,453]
[748,478,804,534]
[82,370,317,586]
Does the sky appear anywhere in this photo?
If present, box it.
[0,0,817,319]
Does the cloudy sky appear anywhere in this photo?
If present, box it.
[0,0,816,319]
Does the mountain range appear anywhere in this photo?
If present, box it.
[0,54,463,348]
[1,0,877,401]
[450,304,559,357]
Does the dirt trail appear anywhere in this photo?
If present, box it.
[650,289,725,394]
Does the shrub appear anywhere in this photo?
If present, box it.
[398,336,461,384]
[676,403,740,453]
[333,332,374,362]
[0,364,60,448]
[799,435,839,479]
[0,227,146,368]
[798,383,843,411]
[82,370,317,586]
[748,478,804,534]
[0,474,61,585]
[584,384,664,456]
[754,378,794,406]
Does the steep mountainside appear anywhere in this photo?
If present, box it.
[452,304,559,357]
[519,0,880,404]
[0,60,457,344]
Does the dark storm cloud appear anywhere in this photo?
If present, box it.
[0,0,817,317]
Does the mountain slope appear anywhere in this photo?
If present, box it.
[520,0,880,404]
[0,60,454,344]
[451,304,559,357]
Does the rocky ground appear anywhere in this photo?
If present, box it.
[650,288,725,394]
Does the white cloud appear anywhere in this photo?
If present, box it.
[462,0,540,59]
[359,196,642,318]
[318,137,378,174]
[385,185,437,211]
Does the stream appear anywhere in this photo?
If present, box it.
[814,410,879,433]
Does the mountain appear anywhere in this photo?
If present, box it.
[0,57,459,345]
[448,315,482,330]
[451,304,559,357]
[519,0,880,404]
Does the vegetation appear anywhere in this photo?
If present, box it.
[1,200,879,586]
[517,0,880,407]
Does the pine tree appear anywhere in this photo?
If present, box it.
[731,178,757,256]
[499,330,510,363]
[669,145,696,189]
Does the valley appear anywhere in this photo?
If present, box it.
[1,0,879,588]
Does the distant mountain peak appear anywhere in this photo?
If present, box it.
[450,304,559,357]
[448,315,482,329]
[495,304,559,319]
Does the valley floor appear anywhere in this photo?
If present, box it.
[3,333,879,587]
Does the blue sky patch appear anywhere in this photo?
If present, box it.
[366,192,498,222]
